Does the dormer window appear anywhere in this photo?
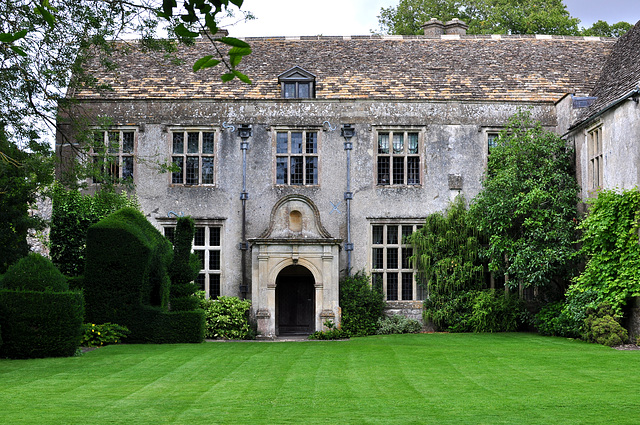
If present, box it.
[278,66,316,99]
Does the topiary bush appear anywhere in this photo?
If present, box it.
[1,253,68,292]
[196,292,253,339]
[376,315,422,335]
[339,271,386,337]
[0,289,84,359]
[83,207,204,343]
[168,217,200,311]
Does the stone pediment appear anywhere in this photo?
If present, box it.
[258,194,332,240]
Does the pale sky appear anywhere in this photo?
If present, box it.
[226,0,640,37]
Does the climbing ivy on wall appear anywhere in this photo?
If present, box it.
[568,188,640,316]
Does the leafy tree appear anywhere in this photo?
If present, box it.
[408,195,485,296]
[470,110,580,293]
[0,126,53,274]
[378,0,581,35]
[1,1,252,270]
[582,20,632,38]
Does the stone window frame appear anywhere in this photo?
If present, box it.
[587,123,603,191]
[90,127,137,184]
[273,127,321,186]
[369,220,426,302]
[169,127,218,186]
[374,128,423,187]
[160,219,224,299]
[278,66,316,99]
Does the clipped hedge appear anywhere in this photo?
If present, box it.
[0,289,84,359]
[1,253,68,292]
[84,207,204,343]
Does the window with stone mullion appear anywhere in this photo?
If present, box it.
[276,131,318,185]
[171,130,215,185]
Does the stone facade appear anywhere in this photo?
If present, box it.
[59,27,629,337]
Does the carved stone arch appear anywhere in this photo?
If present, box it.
[268,257,323,289]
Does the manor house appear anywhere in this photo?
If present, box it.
[58,19,640,338]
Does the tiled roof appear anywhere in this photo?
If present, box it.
[73,34,615,103]
[576,20,640,122]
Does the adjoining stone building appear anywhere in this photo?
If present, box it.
[59,21,622,338]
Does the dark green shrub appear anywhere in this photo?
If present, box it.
[81,323,130,347]
[168,217,199,311]
[468,290,524,332]
[376,315,422,335]
[583,304,628,347]
[339,271,386,337]
[1,253,68,292]
[67,275,84,291]
[196,292,252,339]
[84,208,204,343]
[0,289,84,359]
[425,290,525,333]
[535,301,581,338]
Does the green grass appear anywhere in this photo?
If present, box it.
[1,333,638,424]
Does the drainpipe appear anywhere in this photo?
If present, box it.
[341,124,355,275]
[237,125,252,299]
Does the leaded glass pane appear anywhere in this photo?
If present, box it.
[187,132,199,153]
[209,251,220,270]
[378,133,389,154]
[202,132,214,154]
[122,156,134,179]
[276,157,288,184]
[402,225,414,238]
[173,133,184,154]
[402,273,413,300]
[377,157,390,185]
[210,274,221,298]
[387,273,398,301]
[373,248,384,269]
[393,133,404,154]
[186,156,199,185]
[387,226,398,244]
[290,157,303,185]
[122,132,134,153]
[372,225,384,245]
[284,83,296,98]
[407,157,420,185]
[408,133,418,154]
[171,157,183,183]
[202,157,214,184]
[387,247,398,269]
[276,132,288,153]
[210,227,221,246]
[305,156,318,184]
[393,157,404,184]
[291,132,303,154]
[298,82,310,98]
[402,247,413,269]
[164,227,175,244]
[194,227,205,246]
[108,132,119,153]
[306,132,317,154]
[197,273,205,291]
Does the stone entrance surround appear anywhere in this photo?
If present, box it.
[250,195,341,338]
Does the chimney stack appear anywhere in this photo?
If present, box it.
[422,18,444,36]
[444,19,468,36]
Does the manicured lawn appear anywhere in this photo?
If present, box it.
[1,333,638,424]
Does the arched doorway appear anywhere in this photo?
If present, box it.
[276,265,315,335]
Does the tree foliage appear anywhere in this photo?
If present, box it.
[470,110,579,291]
[378,0,581,35]
[408,195,485,296]
[0,126,53,273]
[582,20,633,38]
